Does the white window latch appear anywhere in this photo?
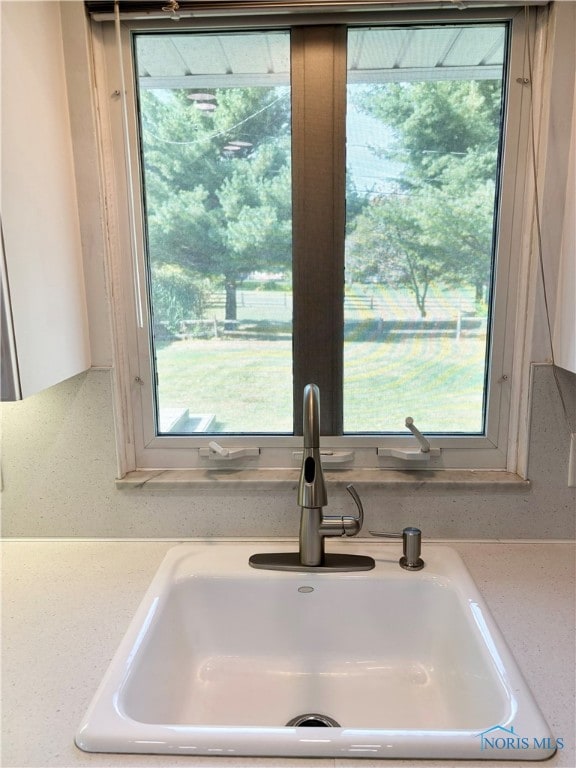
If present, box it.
[199,442,260,461]
[377,417,441,462]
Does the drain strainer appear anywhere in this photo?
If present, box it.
[286,713,340,728]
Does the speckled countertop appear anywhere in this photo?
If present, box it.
[1,539,574,768]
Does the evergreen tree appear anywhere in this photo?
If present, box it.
[139,86,292,329]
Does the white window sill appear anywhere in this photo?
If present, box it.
[116,468,530,492]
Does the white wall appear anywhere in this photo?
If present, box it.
[528,1,576,368]
[553,78,576,373]
[60,1,114,368]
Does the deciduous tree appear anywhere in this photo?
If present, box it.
[348,79,502,315]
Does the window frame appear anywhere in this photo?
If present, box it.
[91,5,537,475]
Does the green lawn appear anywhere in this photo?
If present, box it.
[157,338,293,433]
[343,334,486,432]
[156,332,487,433]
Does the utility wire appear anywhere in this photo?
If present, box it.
[143,92,289,147]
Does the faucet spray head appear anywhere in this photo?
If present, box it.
[298,384,327,509]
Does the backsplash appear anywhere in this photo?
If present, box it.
[1,364,574,539]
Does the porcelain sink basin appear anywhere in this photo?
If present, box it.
[76,541,555,759]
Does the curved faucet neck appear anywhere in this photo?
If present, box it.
[302,383,320,449]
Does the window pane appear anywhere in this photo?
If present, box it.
[344,24,506,433]
[134,31,293,434]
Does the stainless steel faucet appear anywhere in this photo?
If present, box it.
[298,384,364,566]
[298,383,326,565]
[248,383,375,572]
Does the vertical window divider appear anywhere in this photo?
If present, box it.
[291,25,347,435]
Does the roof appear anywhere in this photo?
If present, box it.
[135,24,506,89]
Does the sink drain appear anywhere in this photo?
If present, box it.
[286,713,340,728]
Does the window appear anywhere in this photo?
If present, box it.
[344,24,506,435]
[95,5,534,473]
[136,30,294,435]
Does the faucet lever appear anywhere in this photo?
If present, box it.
[343,484,364,534]
[320,484,365,538]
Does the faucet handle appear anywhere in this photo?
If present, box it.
[369,527,424,571]
[318,484,365,539]
[333,484,363,537]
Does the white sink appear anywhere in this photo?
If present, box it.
[76,541,555,759]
